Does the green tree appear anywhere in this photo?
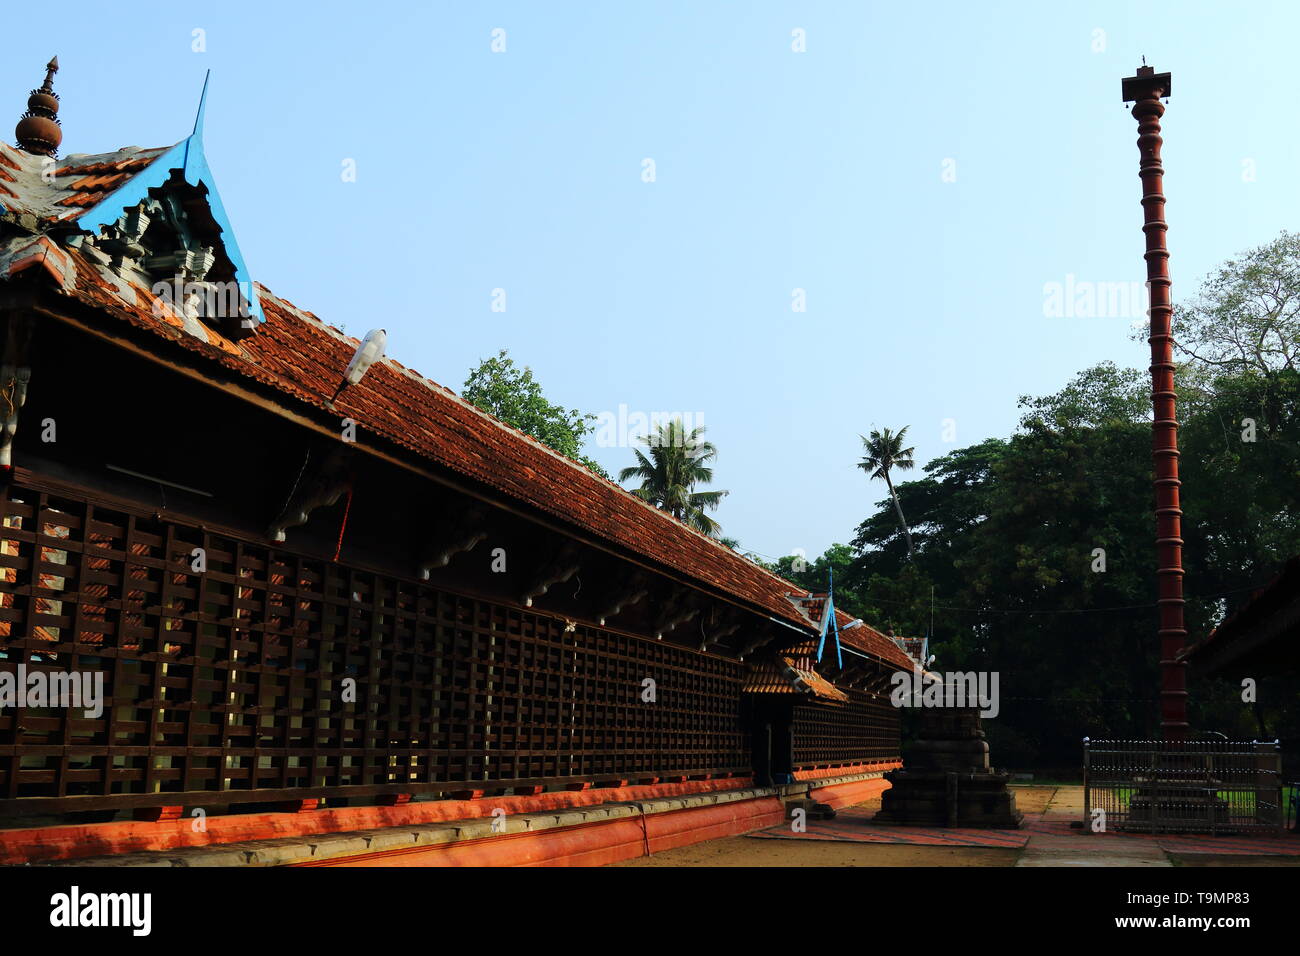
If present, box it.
[845,359,1300,765]
[1165,230,1300,377]
[767,543,866,618]
[463,349,609,478]
[1018,361,1149,429]
[858,426,917,560]
[618,419,728,537]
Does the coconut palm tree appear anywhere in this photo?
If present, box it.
[619,420,728,537]
[858,425,916,559]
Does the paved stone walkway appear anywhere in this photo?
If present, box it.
[750,786,1299,866]
[1016,787,1170,866]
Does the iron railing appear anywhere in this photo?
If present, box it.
[1083,737,1286,834]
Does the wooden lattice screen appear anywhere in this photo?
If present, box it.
[792,690,899,770]
[0,478,748,815]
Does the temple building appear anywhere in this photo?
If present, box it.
[1181,556,1300,798]
[0,60,915,861]
[1181,558,1300,682]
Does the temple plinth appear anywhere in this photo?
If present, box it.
[874,707,1024,829]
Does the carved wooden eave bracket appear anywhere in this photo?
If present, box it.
[419,505,488,579]
[653,596,699,641]
[738,626,790,660]
[596,570,650,625]
[521,542,582,607]
[697,607,744,653]
[266,445,352,543]
[868,670,895,695]
[840,666,895,696]
[0,314,34,470]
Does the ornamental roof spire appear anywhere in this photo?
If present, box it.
[15,56,62,157]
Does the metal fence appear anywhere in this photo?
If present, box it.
[1083,737,1286,834]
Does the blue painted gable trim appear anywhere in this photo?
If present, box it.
[73,75,263,325]
[815,571,843,669]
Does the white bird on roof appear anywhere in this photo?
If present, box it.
[331,328,386,402]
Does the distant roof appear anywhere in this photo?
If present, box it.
[787,593,915,671]
[1181,557,1300,677]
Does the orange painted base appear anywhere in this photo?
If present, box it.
[296,775,891,868]
[296,796,789,867]
[0,773,894,867]
[0,777,753,866]
[794,760,902,782]
[810,775,892,811]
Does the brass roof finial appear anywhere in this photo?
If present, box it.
[15,56,63,157]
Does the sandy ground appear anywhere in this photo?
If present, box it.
[1172,854,1300,866]
[614,786,1056,867]
[613,838,1020,866]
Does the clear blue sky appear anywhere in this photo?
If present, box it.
[7,1,1297,563]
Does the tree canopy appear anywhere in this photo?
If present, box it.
[462,349,609,478]
[1161,230,1300,377]
[858,426,917,559]
[832,363,1299,765]
[618,420,728,537]
[816,231,1300,767]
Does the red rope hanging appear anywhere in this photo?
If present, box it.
[333,487,353,562]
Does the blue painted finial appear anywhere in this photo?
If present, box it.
[74,69,265,326]
[192,70,211,138]
[815,567,843,668]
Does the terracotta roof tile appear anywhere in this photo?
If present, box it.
[0,142,169,222]
[2,142,924,648]
[742,653,848,702]
[7,240,818,630]
[1181,557,1300,665]
[784,591,915,670]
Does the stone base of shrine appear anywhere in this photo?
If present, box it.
[874,769,1025,829]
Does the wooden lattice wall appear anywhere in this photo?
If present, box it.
[0,478,748,815]
[792,690,900,770]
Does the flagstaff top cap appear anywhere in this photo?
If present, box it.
[1121,64,1171,103]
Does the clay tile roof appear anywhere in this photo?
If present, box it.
[0,141,169,222]
[742,653,848,702]
[783,591,914,670]
[839,613,916,670]
[0,137,924,647]
[1180,557,1300,671]
[1,230,819,631]
[786,659,849,702]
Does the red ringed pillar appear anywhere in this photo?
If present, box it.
[1121,64,1188,740]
